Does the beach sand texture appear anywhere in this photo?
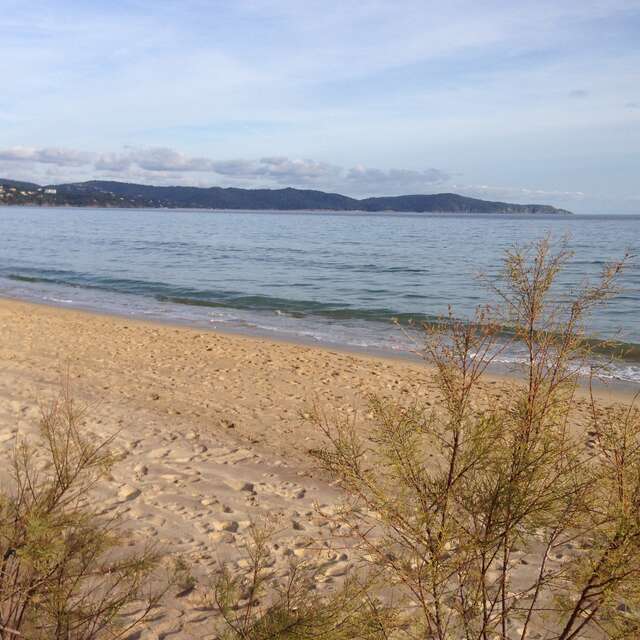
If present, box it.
[0,298,634,638]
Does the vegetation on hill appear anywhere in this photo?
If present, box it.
[0,179,573,214]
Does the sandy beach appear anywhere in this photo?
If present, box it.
[0,297,635,638]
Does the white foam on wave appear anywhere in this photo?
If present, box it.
[43,295,75,304]
[3,276,639,386]
[489,354,640,384]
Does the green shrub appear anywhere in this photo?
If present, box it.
[212,520,395,639]
[311,238,639,639]
[0,386,163,639]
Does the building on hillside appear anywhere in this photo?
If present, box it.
[44,188,57,195]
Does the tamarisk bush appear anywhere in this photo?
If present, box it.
[0,386,163,639]
[213,520,394,640]
[311,238,638,639]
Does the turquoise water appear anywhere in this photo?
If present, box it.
[1,207,638,382]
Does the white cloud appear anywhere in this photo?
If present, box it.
[345,166,450,195]
[211,157,343,184]
[452,184,588,202]
[568,89,589,99]
[93,153,133,172]
[0,145,448,194]
[0,146,92,166]
[127,148,214,172]
[94,148,215,172]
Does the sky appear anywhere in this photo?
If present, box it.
[0,0,639,213]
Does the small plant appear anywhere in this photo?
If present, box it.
[172,556,197,595]
[0,384,163,639]
[212,520,395,639]
[310,238,639,639]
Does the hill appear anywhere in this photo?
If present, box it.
[0,178,42,191]
[0,179,573,214]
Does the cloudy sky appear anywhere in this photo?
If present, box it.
[1,0,639,213]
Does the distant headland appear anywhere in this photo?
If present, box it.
[0,179,573,214]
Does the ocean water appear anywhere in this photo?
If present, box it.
[0,207,638,383]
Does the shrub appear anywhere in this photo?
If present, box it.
[0,385,163,639]
[311,238,639,639]
[212,520,395,639]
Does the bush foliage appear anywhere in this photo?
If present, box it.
[0,387,162,639]
[307,238,639,639]
[212,520,395,639]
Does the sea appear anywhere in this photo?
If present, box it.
[0,207,638,385]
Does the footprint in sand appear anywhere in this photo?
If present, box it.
[254,481,306,500]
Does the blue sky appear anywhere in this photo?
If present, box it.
[1,0,639,213]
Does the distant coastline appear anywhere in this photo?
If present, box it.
[0,178,573,214]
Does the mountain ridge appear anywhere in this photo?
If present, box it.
[0,179,573,214]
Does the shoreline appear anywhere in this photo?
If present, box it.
[0,203,576,216]
[1,295,637,402]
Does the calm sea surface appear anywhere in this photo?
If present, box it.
[1,207,638,383]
